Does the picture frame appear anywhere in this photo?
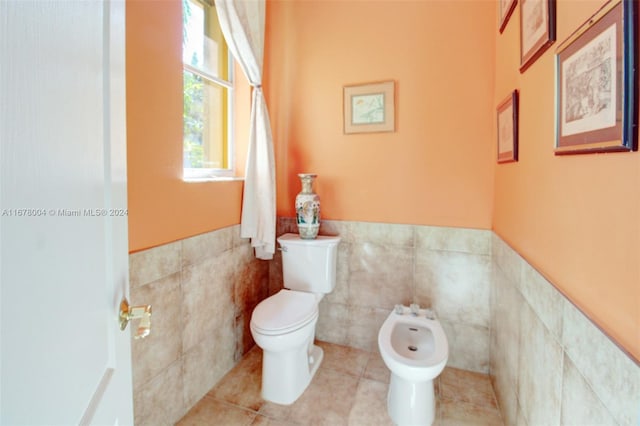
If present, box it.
[555,0,638,155]
[520,0,556,72]
[343,81,395,134]
[497,90,519,163]
[499,0,517,33]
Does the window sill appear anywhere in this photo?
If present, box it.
[183,176,244,183]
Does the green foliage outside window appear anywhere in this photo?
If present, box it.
[183,69,205,168]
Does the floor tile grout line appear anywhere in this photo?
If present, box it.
[200,394,263,420]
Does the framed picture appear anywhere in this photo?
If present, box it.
[343,81,395,134]
[497,90,519,163]
[499,0,517,33]
[555,0,638,154]
[520,0,556,72]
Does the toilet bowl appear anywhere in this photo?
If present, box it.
[250,233,341,405]
[378,305,449,426]
[250,289,323,405]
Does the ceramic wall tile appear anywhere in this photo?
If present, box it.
[182,320,236,409]
[322,241,350,305]
[490,234,523,287]
[182,336,217,409]
[182,225,234,267]
[520,262,563,341]
[131,227,270,425]
[276,216,298,236]
[515,403,528,426]
[416,226,491,255]
[517,302,563,426]
[316,301,350,346]
[130,272,182,391]
[491,234,640,426]
[229,224,245,248]
[133,360,184,426]
[267,248,283,297]
[348,221,415,247]
[560,354,618,425]
[440,319,489,373]
[415,250,490,327]
[490,371,518,426]
[233,248,269,358]
[129,240,181,288]
[490,265,522,393]
[562,299,640,426]
[347,305,388,352]
[348,242,414,309]
[318,220,351,240]
[181,252,235,352]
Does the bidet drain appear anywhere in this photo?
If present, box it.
[408,345,418,352]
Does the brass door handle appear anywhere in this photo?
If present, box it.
[119,297,152,339]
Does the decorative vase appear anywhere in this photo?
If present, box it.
[295,173,320,239]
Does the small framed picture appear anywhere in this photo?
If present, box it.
[343,81,395,134]
[499,0,517,33]
[555,0,638,154]
[497,90,519,163]
[520,0,556,72]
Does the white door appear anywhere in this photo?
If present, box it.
[0,0,134,424]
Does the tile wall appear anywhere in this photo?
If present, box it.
[128,225,269,426]
[272,218,493,374]
[129,219,640,425]
[491,235,640,425]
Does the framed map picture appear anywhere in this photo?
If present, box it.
[520,0,556,72]
[497,90,519,163]
[555,0,637,154]
[343,81,395,134]
[499,0,517,33]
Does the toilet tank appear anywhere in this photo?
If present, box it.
[277,233,341,294]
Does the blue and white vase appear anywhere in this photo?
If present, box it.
[295,173,320,239]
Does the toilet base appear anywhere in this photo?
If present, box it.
[261,342,323,405]
[387,373,435,426]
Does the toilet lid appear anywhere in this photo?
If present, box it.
[251,289,318,333]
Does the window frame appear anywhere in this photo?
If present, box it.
[182,0,236,181]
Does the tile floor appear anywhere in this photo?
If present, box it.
[177,341,504,426]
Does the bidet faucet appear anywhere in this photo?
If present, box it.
[410,303,420,316]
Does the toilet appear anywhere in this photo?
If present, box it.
[250,233,341,405]
[378,304,449,426]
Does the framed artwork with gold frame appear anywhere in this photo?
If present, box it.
[343,81,395,134]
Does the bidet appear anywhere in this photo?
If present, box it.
[378,305,449,426]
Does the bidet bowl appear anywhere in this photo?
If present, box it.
[378,307,449,425]
[378,311,449,382]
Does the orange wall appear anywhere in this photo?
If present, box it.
[126,0,639,359]
[264,0,495,228]
[126,0,250,252]
[494,0,640,359]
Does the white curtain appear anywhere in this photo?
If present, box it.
[216,0,276,260]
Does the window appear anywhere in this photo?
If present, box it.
[182,0,234,179]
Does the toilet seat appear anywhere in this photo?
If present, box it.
[251,289,318,335]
